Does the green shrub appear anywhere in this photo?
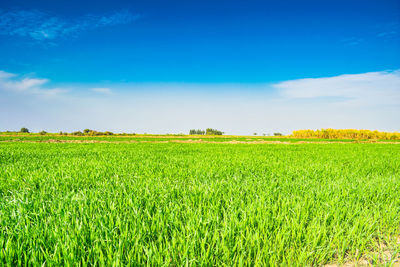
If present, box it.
[189,129,205,135]
[206,128,223,135]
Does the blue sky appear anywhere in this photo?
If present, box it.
[0,0,399,134]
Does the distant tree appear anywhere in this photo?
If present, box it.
[263,133,266,136]
[189,129,205,135]
[253,133,257,136]
[274,132,283,136]
[39,130,47,135]
[206,128,223,135]
[72,131,84,136]
[83,129,114,136]
[20,127,29,133]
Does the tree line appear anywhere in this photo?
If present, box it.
[12,128,281,136]
[189,128,224,135]
[11,128,119,136]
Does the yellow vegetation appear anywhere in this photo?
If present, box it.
[292,129,400,140]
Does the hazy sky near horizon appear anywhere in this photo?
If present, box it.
[1,0,399,134]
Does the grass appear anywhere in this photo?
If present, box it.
[1,142,400,265]
[1,133,396,143]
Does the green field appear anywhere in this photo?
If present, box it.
[1,133,399,143]
[1,141,400,265]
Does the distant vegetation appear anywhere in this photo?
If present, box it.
[189,128,223,135]
[2,128,400,141]
[292,129,400,140]
[32,129,116,136]
[20,127,29,133]
[205,128,223,135]
[79,129,115,136]
[189,129,205,135]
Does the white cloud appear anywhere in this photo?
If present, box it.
[0,70,16,79]
[91,87,112,95]
[274,70,400,106]
[0,70,66,96]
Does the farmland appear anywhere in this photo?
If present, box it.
[1,133,400,143]
[1,140,400,265]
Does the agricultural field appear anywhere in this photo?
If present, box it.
[1,133,399,143]
[1,140,400,265]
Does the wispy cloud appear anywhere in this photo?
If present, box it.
[0,70,66,96]
[91,87,112,95]
[0,9,140,41]
[377,31,398,38]
[274,70,400,106]
[340,37,364,46]
[375,22,400,39]
[340,22,400,46]
[0,70,16,79]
